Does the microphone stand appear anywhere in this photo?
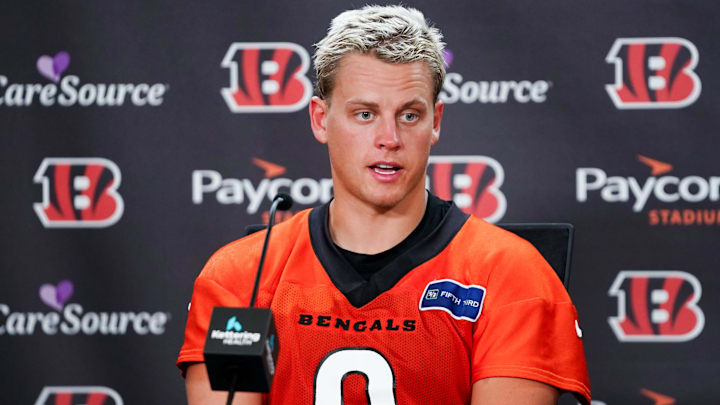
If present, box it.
[225,193,291,405]
[226,372,239,405]
[248,195,284,308]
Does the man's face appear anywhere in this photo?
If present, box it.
[310,53,444,211]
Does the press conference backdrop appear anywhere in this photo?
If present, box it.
[1,1,717,403]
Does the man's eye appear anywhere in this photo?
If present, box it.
[402,113,418,122]
[357,111,373,121]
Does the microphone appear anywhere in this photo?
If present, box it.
[203,193,294,403]
[274,192,293,211]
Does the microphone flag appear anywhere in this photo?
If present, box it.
[203,306,279,392]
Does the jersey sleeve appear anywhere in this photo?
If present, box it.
[176,242,259,375]
[471,235,591,404]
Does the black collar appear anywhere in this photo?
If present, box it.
[308,201,469,308]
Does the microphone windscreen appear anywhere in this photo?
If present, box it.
[275,193,293,211]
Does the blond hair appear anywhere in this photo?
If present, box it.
[314,5,446,102]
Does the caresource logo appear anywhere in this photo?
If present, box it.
[192,158,333,215]
[439,49,551,105]
[426,156,506,223]
[221,42,312,113]
[606,37,701,109]
[35,386,123,405]
[0,51,168,107]
[442,49,454,69]
[34,158,124,228]
[576,155,720,226]
[608,271,704,342]
[0,280,170,336]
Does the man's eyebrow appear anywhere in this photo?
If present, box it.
[344,98,428,110]
[345,99,379,109]
[399,98,428,110]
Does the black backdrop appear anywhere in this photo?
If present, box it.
[1,1,717,403]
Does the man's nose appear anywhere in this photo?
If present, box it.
[375,118,401,150]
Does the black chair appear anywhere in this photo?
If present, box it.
[245,223,575,290]
[245,224,269,236]
[498,223,574,290]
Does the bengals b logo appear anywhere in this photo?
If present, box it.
[221,42,312,113]
[606,37,701,109]
[33,158,124,228]
[608,271,704,342]
[426,156,506,223]
[35,386,123,405]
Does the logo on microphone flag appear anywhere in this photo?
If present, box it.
[226,316,243,332]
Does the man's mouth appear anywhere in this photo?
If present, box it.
[370,163,401,175]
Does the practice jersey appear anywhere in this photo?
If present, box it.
[178,202,591,404]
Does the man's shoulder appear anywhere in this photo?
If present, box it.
[445,214,553,280]
[459,215,537,255]
[456,215,570,302]
[198,208,313,282]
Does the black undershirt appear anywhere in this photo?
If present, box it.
[335,193,452,281]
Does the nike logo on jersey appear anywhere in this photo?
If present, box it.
[575,319,583,338]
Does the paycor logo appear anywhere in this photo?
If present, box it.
[0,51,168,107]
[576,155,720,225]
[192,158,333,214]
[0,280,170,336]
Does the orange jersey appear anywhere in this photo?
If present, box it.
[178,203,591,404]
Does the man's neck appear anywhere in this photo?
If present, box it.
[328,189,428,255]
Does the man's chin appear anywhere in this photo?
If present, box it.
[361,190,417,211]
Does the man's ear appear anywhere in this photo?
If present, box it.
[431,99,444,146]
[310,96,329,144]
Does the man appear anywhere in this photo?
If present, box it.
[179,5,590,404]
